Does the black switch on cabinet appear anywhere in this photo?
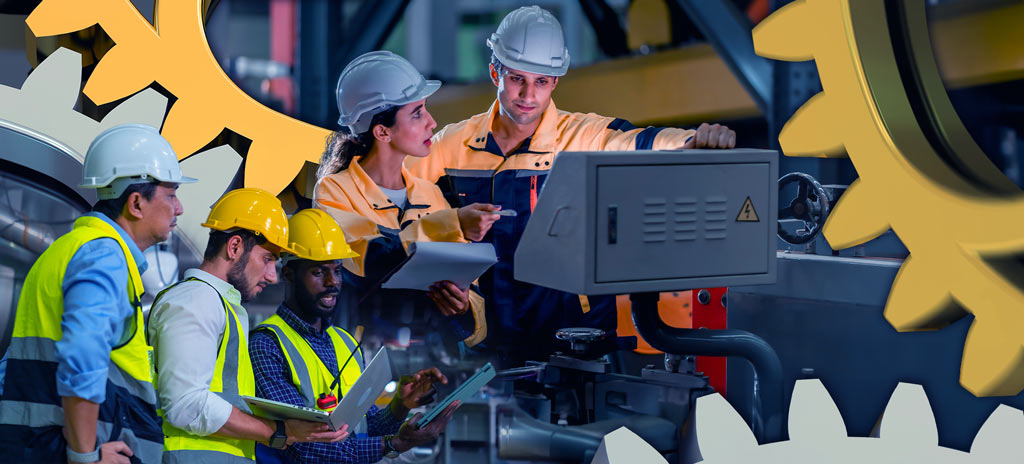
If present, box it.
[608,205,618,244]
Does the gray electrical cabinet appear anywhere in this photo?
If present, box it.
[514,149,778,295]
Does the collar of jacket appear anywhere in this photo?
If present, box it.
[345,157,432,211]
[465,99,560,154]
[183,268,243,306]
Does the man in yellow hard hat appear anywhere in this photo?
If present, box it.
[250,208,458,463]
[147,190,349,463]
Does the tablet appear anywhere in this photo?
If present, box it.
[244,347,393,432]
[416,362,495,429]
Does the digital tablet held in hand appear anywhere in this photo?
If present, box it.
[416,363,496,429]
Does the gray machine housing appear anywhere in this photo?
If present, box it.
[515,149,778,295]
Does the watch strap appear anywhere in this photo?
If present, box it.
[270,419,288,449]
[383,434,400,458]
[66,444,101,463]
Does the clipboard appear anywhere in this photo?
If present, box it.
[380,241,497,291]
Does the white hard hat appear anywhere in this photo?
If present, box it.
[81,124,197,200]
[335,51,441,134]
[487,5,570,77]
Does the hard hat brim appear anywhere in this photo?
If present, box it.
[491,49,569,77]
[79,173,198,189]
[419,80,441,100]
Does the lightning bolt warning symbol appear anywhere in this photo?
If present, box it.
[736,197,760,222]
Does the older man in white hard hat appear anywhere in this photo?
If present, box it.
[405,5,737,366]
[0,124,194,464]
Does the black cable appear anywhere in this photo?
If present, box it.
[329,338,363,397]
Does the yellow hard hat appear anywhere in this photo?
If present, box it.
[286,208,359,262]
[202,188,293,253]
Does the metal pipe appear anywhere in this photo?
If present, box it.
[0,205,56,254]
[630,292,784,443]
[496,365,544,381]
[498,404,677,462]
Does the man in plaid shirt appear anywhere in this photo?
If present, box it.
[250,209,458,463]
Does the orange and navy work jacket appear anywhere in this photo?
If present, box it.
[405,99,695,363]
[314,159,487,347]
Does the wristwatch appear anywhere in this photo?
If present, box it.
[382,434,400,458]
[269,420,288,449]
[66,444,101,463]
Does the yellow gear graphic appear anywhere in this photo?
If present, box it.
[25,0,332,196]
[753,0,1024,396]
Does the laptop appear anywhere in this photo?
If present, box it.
[244,347,393,432]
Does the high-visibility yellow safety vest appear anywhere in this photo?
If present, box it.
[155,277,256,463]
[254,315,364,423]
[0,215,163,463]
[254,314,364,403]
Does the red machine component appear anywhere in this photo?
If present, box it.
[692,287,728,396]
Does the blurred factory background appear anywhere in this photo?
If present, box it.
[1,0,1023,462]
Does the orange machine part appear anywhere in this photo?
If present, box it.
[617,288,728,396]
[616,291,692,355]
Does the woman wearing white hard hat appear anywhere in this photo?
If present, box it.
[314,50,496,349]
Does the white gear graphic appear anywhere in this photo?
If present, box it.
[692,379,1024,463]
[0,47,240,255]
[589,380,1024,463]
[0,47,165,160]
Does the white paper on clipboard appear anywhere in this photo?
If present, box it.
[381,242,497,291]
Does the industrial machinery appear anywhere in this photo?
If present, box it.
[382,149,781,464]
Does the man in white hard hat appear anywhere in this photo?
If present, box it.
[0,124,194,464]
[405,5,737,366]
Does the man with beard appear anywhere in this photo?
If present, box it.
[148,190,349,463]
[250,209,458,463]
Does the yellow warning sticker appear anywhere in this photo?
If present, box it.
[736,197,760,222]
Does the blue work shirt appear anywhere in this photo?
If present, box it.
[53,212,148,403]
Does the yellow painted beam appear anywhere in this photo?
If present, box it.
[931,1,1024,89]
[428,44,759,128]
[430,1,1024,129]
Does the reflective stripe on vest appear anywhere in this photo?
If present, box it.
[0,215,162,463]
[254,316,364,403]
[254,315,367,431]
[155,277,256,463]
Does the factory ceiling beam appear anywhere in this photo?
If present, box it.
[930,0,1024,89]
[329,0,412,127]
[297,0,411,127]
[673,0,773,114]
[428,44,760,128]
[296,0,339,127]
[430,0,1022,133]
[577,0,630,58]
[335,0,411,66]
